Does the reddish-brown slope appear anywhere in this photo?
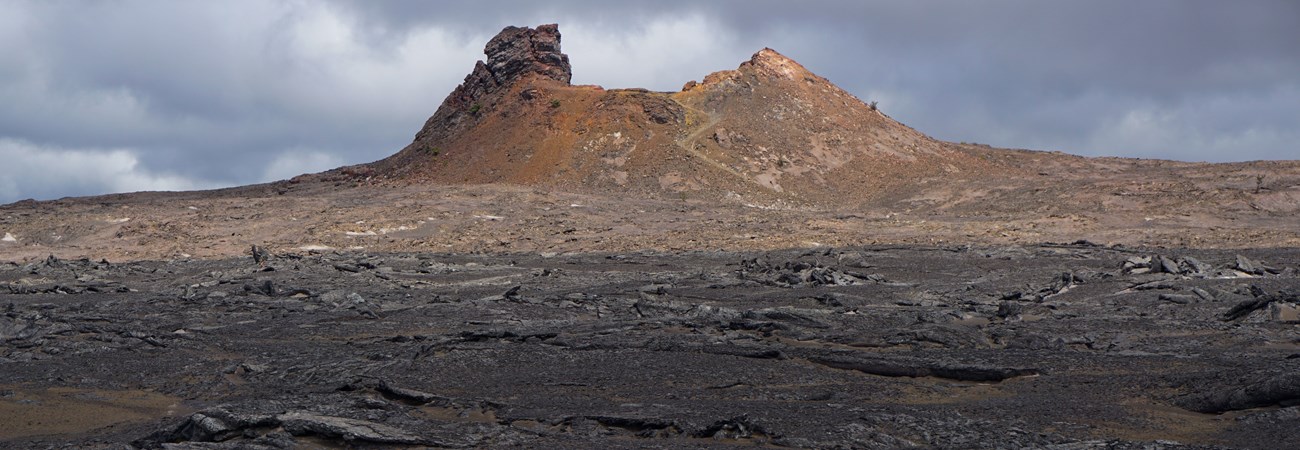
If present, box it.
[669,48,1013,206]
[367,25,1021,208]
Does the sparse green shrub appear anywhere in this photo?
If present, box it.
[470,103,481,114]
[550,99,561,108]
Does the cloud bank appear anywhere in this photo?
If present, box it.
[0,138,214,201]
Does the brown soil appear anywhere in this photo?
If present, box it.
[0,385,187,440]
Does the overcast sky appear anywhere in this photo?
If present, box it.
[2,1,1297,203]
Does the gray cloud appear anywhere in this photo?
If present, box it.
[0,138,216,201]
[2,0,1296,202]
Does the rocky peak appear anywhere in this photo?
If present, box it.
[482,24,572,85]
[683,47,816,92]
[744,48,812,80]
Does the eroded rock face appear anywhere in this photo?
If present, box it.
[450,24,570,104]
[483,24,571,85]
[409,24,572,144]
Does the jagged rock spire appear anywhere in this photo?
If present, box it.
[411,24,572,142]
[456,24,571,102]
[483,24,571,85]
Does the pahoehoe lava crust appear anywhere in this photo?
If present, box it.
[3,245,1300,448]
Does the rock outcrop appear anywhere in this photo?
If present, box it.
[410,24,571,144]
[483,24,571,86]
[446,24,571,105]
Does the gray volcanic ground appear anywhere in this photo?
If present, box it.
[3,244,1299,448]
